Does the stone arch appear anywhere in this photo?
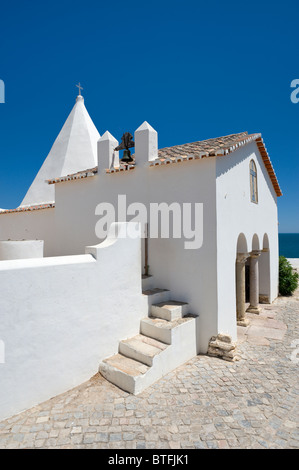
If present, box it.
[252,233,260,251]
[263,233,270,250]
[259,233,271,303]
[236,233,248,254]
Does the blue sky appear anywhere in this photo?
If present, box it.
[0,0,298,232]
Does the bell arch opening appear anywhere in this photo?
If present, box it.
[259,233,271,303]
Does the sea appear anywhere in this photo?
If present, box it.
[279,233,299,258]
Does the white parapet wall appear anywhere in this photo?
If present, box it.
[0,240,44,260]
[0,222,147,421]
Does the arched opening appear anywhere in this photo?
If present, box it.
[259,233,271,303]
[263,233,270,250]
[246,234,261,314]
[252,234,260,251]
[250,160,258,203]
[245,234,260,304]
[236,233,248,254]
[235,234,249,326]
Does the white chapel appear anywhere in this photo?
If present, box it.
[0,90,282,420]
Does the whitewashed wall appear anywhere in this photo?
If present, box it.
[46,140,279,350]
[0,223,147,421]
[0,240,44,260]
[0,209,56,257]
[54,159,218,353]
[0,131,280,356]
[215,141,279,340]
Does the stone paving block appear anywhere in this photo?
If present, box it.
[247,325,286,340]
[0,290,298,449]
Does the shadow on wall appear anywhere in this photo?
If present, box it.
[216,141,278,205]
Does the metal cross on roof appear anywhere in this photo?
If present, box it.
[76,82,83,96]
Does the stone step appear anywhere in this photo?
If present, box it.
[99,313,199,395]
[140,315,195,345]
[142,288,170,306]
[151,300,189,321]
[99,354,150,394]
[102,353,149,376]
[119,334,168,366]
[99,285,199,396]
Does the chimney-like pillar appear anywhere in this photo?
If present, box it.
[134,121,158,165]
[97,131,119,172]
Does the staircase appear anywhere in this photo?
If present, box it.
[98,276,199,395]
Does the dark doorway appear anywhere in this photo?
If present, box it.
[245,264,250,303]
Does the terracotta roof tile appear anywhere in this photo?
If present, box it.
[156,132,254,160]
[45,131,282,197]
[0,203,55,215]
[150,132,282,197]
[47,167,98,185]
[105,165,135,174]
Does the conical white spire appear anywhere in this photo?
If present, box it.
[20,93,100,207]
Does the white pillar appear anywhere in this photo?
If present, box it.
[97,131,119,172]
[134,121,158,165]
[259,247,270,304]
[236,253,249,326]
[246,250,261,314]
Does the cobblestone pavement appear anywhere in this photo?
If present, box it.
[0,289,298,449]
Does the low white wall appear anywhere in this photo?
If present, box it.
[0,240,44,260]
[0,223,147,421]
[0,209,56,257]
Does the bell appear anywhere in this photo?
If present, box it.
[120,149,134,164]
